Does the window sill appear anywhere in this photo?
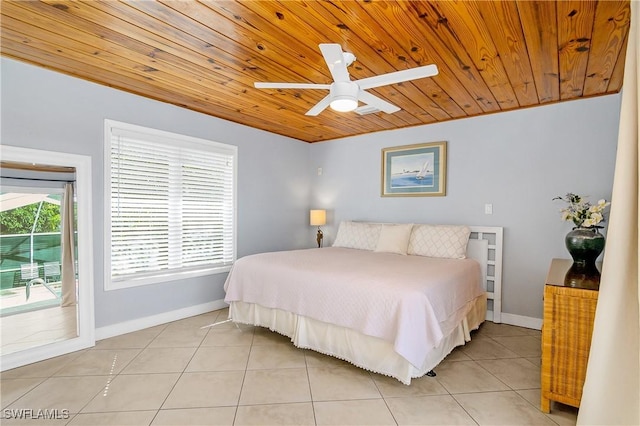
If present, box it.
[105,264,232,291]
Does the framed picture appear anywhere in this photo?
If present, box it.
[381,141,447,197]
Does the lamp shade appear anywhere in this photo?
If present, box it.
[309,209,326,226]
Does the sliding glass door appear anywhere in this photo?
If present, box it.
[0,146,94,371]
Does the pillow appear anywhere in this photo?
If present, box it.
[374,223,414,255]
[332,221,382,251]
[407,224,471,259]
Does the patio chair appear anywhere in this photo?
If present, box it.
[20,263,39,281]
[44,261,61,283]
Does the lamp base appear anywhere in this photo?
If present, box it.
[316,228,323,248]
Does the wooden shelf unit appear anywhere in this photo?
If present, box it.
[541,258,600,413]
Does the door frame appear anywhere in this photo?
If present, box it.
[0,145,95,371]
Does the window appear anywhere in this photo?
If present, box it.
[104,120,236,290]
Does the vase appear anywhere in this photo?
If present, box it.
[565,227,605,268]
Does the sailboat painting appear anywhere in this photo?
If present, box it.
[390,152,435,188]
[381,141,447,197]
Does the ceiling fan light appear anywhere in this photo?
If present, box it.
[329,82,359,112]
[330,97,358,112]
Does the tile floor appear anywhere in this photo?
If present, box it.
[0,309,578,425]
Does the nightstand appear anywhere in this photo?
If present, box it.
[540,258,600,413]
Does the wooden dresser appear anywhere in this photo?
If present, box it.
[541,258,600,413]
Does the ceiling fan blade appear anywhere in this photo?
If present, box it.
[255,82,331,90]
[319,43,351,83]
[357,64,438,89]
[305,94,332,116]
[357,90,400,114]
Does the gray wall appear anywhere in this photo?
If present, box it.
[2,57,622,325]
[309,95,621,319]
[1,58,310,328]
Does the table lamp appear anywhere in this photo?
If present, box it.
[309,209,326,248]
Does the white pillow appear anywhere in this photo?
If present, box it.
[375,224,414,255]
[407,224,471,259]
[333,221,382,251]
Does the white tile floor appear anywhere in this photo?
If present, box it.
[0,309,579,425]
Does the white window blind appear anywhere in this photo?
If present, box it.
[105,120,236,289]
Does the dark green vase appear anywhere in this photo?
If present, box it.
[565,227,605,267]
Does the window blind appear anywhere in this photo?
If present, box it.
[106,122,236,285]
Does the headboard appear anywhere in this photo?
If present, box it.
[467,226,503,323]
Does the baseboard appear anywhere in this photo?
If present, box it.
[95,299,228,341]
[500,312,542,330]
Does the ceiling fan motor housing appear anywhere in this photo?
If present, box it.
[330,81,359,112]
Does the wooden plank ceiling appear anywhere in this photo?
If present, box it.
[0,1,631,143]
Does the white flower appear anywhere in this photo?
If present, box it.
[554,193,610,228]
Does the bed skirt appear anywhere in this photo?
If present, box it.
[228,293,487,385]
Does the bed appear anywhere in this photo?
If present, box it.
[223,222,503,384]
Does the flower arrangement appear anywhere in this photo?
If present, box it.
[553,193,610,228]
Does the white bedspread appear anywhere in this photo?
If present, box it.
[223,247,484,368]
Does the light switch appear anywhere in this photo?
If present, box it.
[317,167,323,176]
[484,204,493,215]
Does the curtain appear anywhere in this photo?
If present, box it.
[60,182,76,307]
[577,2,639,424]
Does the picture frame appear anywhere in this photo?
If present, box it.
[381,141,447,197]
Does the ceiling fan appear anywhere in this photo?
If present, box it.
[254,43,439,116]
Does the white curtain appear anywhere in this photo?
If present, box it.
[60,182,76,307]
[577,2,639,424]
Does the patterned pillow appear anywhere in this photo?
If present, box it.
[374,224,414,255]
[333,221,382,251]
[407,225,471,259]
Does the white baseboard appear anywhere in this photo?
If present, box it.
[499,312,542,330]
[95,299,228,341]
